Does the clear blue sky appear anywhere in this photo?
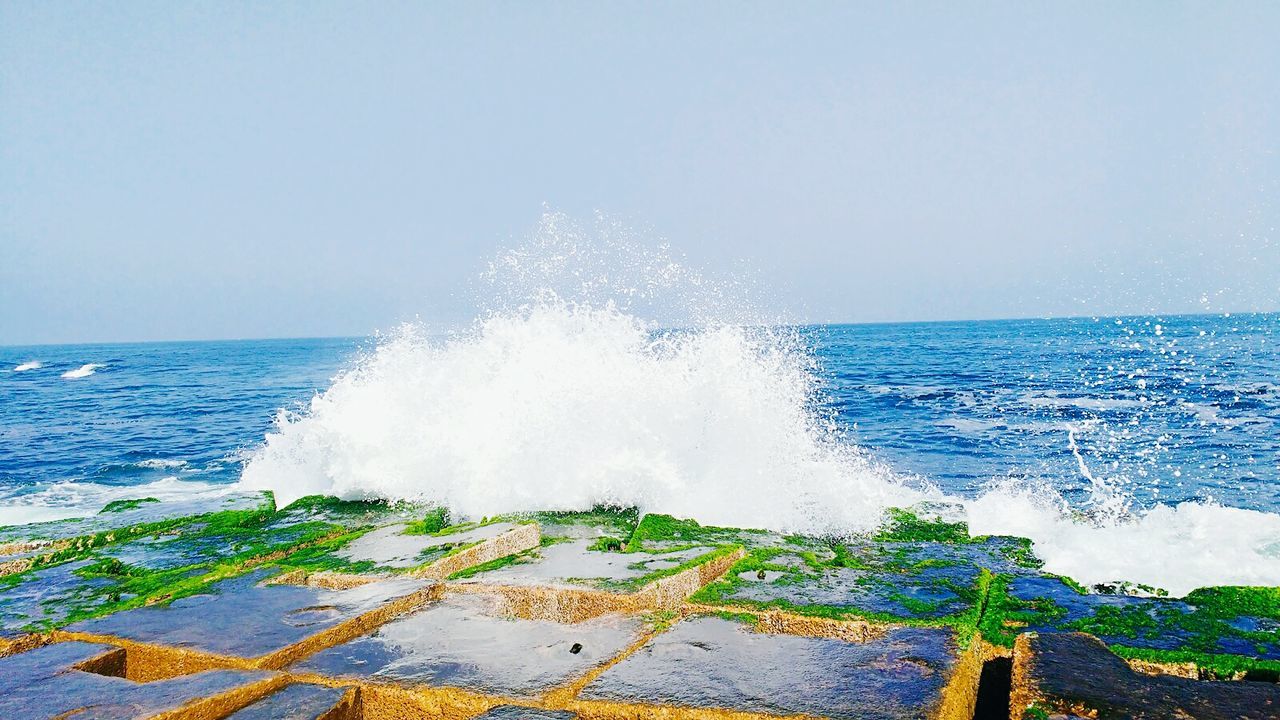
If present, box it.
[2,2,1277,344]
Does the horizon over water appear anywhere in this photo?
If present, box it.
[2,219,1279,596]
[3,312,1279,596]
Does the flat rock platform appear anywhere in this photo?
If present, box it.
[0,494,1277,719]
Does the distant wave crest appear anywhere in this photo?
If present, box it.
[61,363,104,379]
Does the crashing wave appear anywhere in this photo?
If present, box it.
[239,212,1280,595]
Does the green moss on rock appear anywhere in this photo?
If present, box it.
[403,507,450,535]
[874,508,974,544]
[99,498,160,514]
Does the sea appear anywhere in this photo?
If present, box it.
[2,311,1279,594]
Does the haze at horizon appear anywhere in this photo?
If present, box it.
[2,2,1277,345]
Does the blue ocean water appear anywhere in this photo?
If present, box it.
[1,313,1277,522]
[817,313,1280,512]
[0,338,363,520]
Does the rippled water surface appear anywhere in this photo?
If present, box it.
[818,313,1280,511]
[1,313,1277,520]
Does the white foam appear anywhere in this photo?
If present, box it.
[135,459,189,470]
[61,363,104,379]
[237,212,1280,594]
[966,482,1280,596]
[240,306,933,533]
[1022,391,1148,411]
[0,477,231,526]
[13,361,42,372]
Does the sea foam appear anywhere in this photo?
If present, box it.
[61,363,104,379]
[0,477,230,526]
[13,361,42,372]
[239,304,932,534]
[239,213,1280,595]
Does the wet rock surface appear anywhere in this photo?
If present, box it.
[1007,575,1280,661]
[0,493,270,544]
[582,615,959,720]
[0,559,116,636]
[474,706,579,719]
[0,640,274,719]
[0,498,1277,719]
[464,536,712,591]
[68,567,428,658]
[294,593,645,697]
[1015,631,1280,720]
[223,682,351,719]
[334,521,518,569]
[0,499,345,635]
[692,511,1043,624]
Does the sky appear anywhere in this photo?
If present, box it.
[1,1,1277,345]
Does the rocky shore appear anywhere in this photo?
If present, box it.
[1,493,1277,719]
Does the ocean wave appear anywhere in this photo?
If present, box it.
[0,477,231,526]
[966,482,1280,596]
[240,305,933,533]
[12,361,42,372]
[89,458,194,480]
[240,214,931,532]
[135,459,189,470]
[232,213,1280,594]
[61,363,104,379]
[934,417,1062,435]
[1021,391,1149,412]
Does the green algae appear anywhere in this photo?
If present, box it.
[5,497,1277,679]
[1053,574,1090,595]
[643,608,681,632]
[446,534,582,581]
[1066,604,1160,640]
[1021,704,1052,720]
[625,513,765,552]
[981,575,1280,675]
[99,498,160,514]
[996,537,1044,570]
[874,508,974,544]
[976,574,1068,647]
[1076,587,1280,658]
[273,527,381,575]
[691,556,988,635]
[709,609,760,626]
[692,531,993,637]
[595,512,751,591]
[283,495,375,514]
[1092,580,1172,597]
[274,516,521,577]
[874,508,1045,573]
[626,513,707,551]
[447,513,740,592]
[26,506,279,572]
[1186,586,1280,619]
[403,508,450,535]
[280,494,427,529]
[1108,644,1280,679]
[4,498,502,632]
[447,549,529,581]
[76,557,146,579]
[530,505,639,538]
[4,509,344,633]
[429,516,511,537]
[603,545,744,593]
[688,511,1042,651]
[588,536,626,552]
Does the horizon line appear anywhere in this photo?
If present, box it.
[1,308,1275,349]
